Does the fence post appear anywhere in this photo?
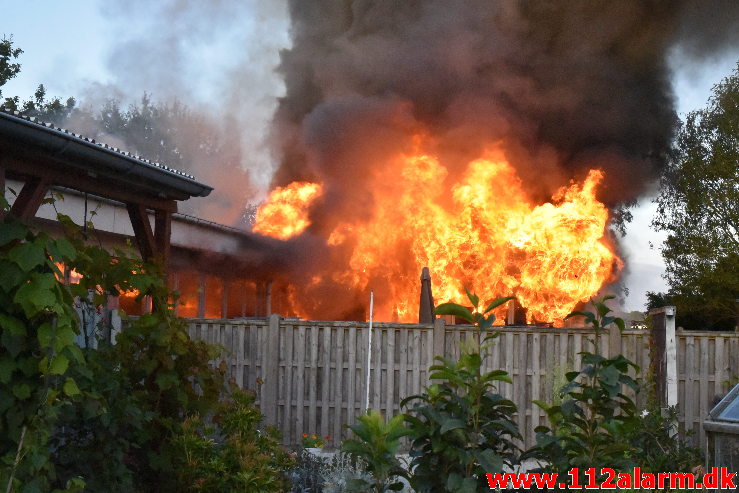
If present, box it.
[433,318,446,358]
[608,321,622,359]
[261,313,281,426]
[648,306,677,408]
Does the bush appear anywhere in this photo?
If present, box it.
[402,292,520,493]
[341,410,410,492]
[170,388,295,492]
[529,297,703,487]
[0,207,87,492]
[0,200,290,492]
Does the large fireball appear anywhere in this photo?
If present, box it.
[253,147,620,324]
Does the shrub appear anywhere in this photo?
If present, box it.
[0,205,86,492]
[529,296,702,487]
[402,292,520,493]
[341,410,410,492]
[1,200,287,492]
[170,388,295,492]
[530,297,640,483]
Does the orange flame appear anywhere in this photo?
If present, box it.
[253,182,323,240]
[254,146,620,324]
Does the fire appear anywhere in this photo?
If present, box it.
[253,146,620,324]
[252,182,323,240]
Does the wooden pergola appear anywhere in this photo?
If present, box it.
[0,107,212,269]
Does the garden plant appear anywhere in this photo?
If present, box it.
[401,291,520,493]
[0,195,292,492]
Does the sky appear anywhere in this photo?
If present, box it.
[1,1,737,313]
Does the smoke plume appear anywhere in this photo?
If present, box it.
[256,1,739,319]
[273,1,738,203]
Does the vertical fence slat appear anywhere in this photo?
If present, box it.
[320,326,331,440]
[333,326,345,445]
[283,323,294,443]
[295,325,306,439]
[346,324,357,431]
[386,328,396,416]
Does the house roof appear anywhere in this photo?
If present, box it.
[0,106,213,206]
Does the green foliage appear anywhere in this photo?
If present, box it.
[401,292,520,493]
[0,209,86,492]
[0,36,23,100]
[531,297,654,485]
[1,199,285,491]
[170,388,294,493]
[653,61,739,330]
[628,406,703,474]
[40,215,229,492]
[341,410,410,492]
[532,352,641,477]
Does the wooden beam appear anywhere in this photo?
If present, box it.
[0,163,5,218]
[9,177,49,222]
[154,209,172,269]
[126,203,155,261]
[2,155,178,213]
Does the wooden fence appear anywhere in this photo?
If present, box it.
[186,316,738,451]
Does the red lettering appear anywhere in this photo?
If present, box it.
[600,468,616,489]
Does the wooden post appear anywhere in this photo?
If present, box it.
[419,267,435,324]
[255,282,264,317]
[648,306,677,408]
[265,280,272,316]
[126,203,155,261]
[261,314,281,426]
[507,298,516,325]
[153,209,171,270]
[608,321,622,359]
[433,318,446,358]
[221,280,229,319]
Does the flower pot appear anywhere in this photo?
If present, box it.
[305,447,323,455]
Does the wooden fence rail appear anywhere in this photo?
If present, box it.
[186,316,738,451]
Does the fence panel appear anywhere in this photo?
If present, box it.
[187,318,738,451]
[677,331,739,448]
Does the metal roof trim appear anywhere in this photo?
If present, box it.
[0,107,213,199]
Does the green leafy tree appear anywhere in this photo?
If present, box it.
[653,61,739,330]
[0,37,23,100]
[0,37,77,124]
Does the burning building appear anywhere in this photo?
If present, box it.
[5,1,739,327]
[241,1,695,324]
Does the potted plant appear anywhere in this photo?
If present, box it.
[302,433,329,454]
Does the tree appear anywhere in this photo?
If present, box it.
[0,37,23,98]
[653,61,739,330]
[1,37,77,124]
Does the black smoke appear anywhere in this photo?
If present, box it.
[271,0,739,216]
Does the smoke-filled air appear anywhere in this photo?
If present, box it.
[67,0,738,323]
[250,0,739,323]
